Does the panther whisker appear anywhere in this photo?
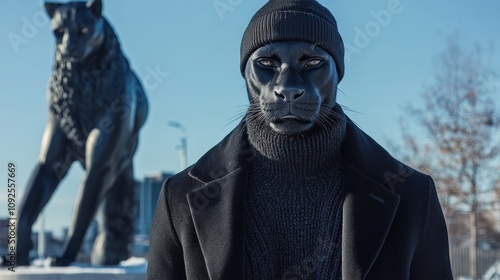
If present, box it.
[240,109,263,135]
[321,110,339,126]
[224,112,248,130]
[225,105,250,122]
[339,104,362,115]
[337,87,345,96]
[315,114,327,131]
[318,106,339,127]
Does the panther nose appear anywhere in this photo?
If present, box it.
[275,90,304,103]
[65,45,80,56]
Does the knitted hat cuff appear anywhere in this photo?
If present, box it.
[240,10,345,81]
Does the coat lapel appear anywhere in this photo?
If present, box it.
[187,121,252,280]
[187,167,248,280]
[341,163,400,279]
[341,117,406,279]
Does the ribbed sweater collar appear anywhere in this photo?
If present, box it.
[246,105,346,176]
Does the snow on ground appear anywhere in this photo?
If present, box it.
[0,257,147,280]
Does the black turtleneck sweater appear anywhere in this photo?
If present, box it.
[244,107,347,280]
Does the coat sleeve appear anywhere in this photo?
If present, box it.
[146,179,186,280]
[410,176,453,280]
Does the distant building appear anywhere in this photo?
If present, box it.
[133,171,173,256]
[136,171,173,235]
[0,218,9,256]
[61,227,69,241]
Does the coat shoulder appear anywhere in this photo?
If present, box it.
[344,118,435,199]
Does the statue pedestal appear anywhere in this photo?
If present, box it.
[0,257,146,280]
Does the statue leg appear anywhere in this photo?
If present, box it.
[16,162,68,265]
[90,163,136,265]
[15,113,73,266]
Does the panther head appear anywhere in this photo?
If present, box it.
[244,41,339,135]
[45,0,104,62]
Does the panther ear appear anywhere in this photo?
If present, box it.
[86,0,102,17]
[45,2,61,18]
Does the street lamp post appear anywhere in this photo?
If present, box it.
[168,121,188,170]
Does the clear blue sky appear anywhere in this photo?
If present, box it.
[0,0,499,237]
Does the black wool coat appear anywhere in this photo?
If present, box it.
[146,119,453,280]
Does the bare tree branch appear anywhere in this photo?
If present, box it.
[390,33,500,280]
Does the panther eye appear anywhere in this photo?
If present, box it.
[80,27,89,34]
[304,58,323,68]
[55,27,65,34]
[257,59,275,68]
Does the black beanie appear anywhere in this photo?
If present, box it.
[240,0,345,81]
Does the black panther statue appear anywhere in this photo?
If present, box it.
[14,0,148,266]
